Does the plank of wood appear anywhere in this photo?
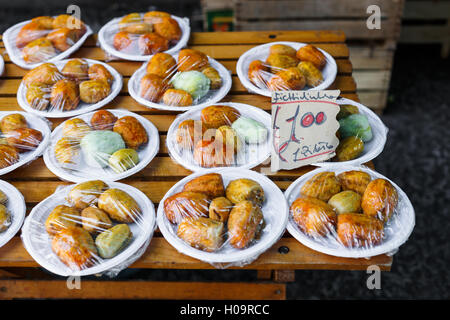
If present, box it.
[403,1,450,19]
[236,0,399,19]
[0,279,286,300]
[353,70,391,90]
[358,91,388,110]
[0,237,392,270]
[400,25,450,43]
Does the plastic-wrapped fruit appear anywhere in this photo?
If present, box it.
[337,105,359,120]
[80,130,125,168]
[297,61,323,87]
[228,200,263,249]
[338,170,371,195]
[108,148,139,173]
[0,190,8,205]
[81,206,113,234]
[79,80,111,104]
[54,137,79,164]
[290,196,336,237]
[177,217,224,252]
[225,178,265,206]
[146,53,177,78]
[62,118,91,141]
[47,28,78,52]
[88,64,114,85]
[153,17,181,42]
[182,173,225,198]
[216,125,242,153]
[193,138,234,168]
[80,130,125,167]
[119,13,151,34]
[90,110,117,130]
[300,172,341,202]
[268,67,306,91]
[269,44,297,58]
[362,178,398,223]
[140,74,169,102]
[45,204,80,235]
[338,114,373,142]
[248,60,269,87]
[51,226,97,270]
[23,63,63,87]
[201,105,240,129]
[61,58,89,82]
[22,38,57,63]
[202,67,222,90]
[50,79,80,111]
[16,21,50,49]
[143,11,171,24]
[5,128,43,152]
[113,116,148,150]
[296,44,326,70]
[231,117,268,144]
[0,145,20,169]
[138,33,169,55]
[162,89,193,106]
[0,204,11,232]
[177,49,209,72]
[113,31,133,51]
[337,213,384,248]
[0,114,27,133]
[95,224,132,258]
[26,83,50,110]
[335,136,364,162]
[68,180,109,210]
[266,54,298,72]
[328,190,362,214]
[209,197,233,222]
[175,119,206,149]
[171,71,211,100]
[98,188,142,223]
[52,14,87,38]
[164,191,210,224]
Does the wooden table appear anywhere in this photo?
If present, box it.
[0,30,392,300]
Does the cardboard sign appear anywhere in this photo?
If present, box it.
[271,90,341,171]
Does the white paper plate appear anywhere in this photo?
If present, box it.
[22,181,156,276]
[98,15,190,62]
[167,102,271,171]
[43,109,159,182]
[236,41,337,97]
[0,180,26,248]
[17,58,123,118]
[0,54,4,76]
[284,164,415,258]
[0,111,51,176]
[158,168,288,266]
[312,97,388,167]
[2,19,93,70]
[129,55,232,111]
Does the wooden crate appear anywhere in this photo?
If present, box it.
[227,0,406,113]
[400,0,450,57]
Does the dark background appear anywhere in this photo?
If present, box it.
[1,0,449,300]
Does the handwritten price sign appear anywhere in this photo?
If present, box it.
[271,90,340,171]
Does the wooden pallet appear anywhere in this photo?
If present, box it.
[201,0,406,113]
[0,30,392,300]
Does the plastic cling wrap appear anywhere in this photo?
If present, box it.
[128,49,232,111]
[98,11,190,62]
[312,97,388,166]
[236,41,337,97]
[167,103,271,171]
[21,180,156,277]
[0,180,26,248]
[43,109,159,182]
[3,15,93,69]
[17,59,122,118]
[285,165,415,258]
[0,111,51,176]
[157,168,288,268]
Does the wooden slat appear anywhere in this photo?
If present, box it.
[353,70,391,90]
[0,237,392,270]
[403,1,450,19]
[0,279,285,300]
